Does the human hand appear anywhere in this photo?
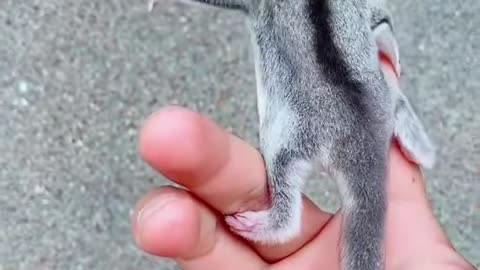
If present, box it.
[130,107,474,270]
[131,66,476,270]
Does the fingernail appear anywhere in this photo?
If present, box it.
[135,197,178,245]
[137,197,178,226]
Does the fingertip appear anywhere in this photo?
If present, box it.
[138,106,212,178]
[132,188,202,257]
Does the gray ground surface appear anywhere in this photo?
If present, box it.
[0,0,478,269]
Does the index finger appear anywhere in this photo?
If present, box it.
[139,106,268,213]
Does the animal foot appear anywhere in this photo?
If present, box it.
[225,209,301,244]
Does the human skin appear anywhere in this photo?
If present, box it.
[131,62,476,270]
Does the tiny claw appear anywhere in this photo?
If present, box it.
[148,0,159,12]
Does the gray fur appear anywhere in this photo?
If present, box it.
[150,0,436,269]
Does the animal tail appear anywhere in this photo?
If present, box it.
[336,141,388,270]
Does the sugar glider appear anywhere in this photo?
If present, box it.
[149,0,436,269]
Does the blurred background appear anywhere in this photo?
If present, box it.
[0,0,478,269]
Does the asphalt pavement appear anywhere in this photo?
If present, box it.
[0,0,478,269]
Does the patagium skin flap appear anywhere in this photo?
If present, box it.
[149,0,436,269]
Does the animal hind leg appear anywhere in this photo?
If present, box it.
[225,148,313,244]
